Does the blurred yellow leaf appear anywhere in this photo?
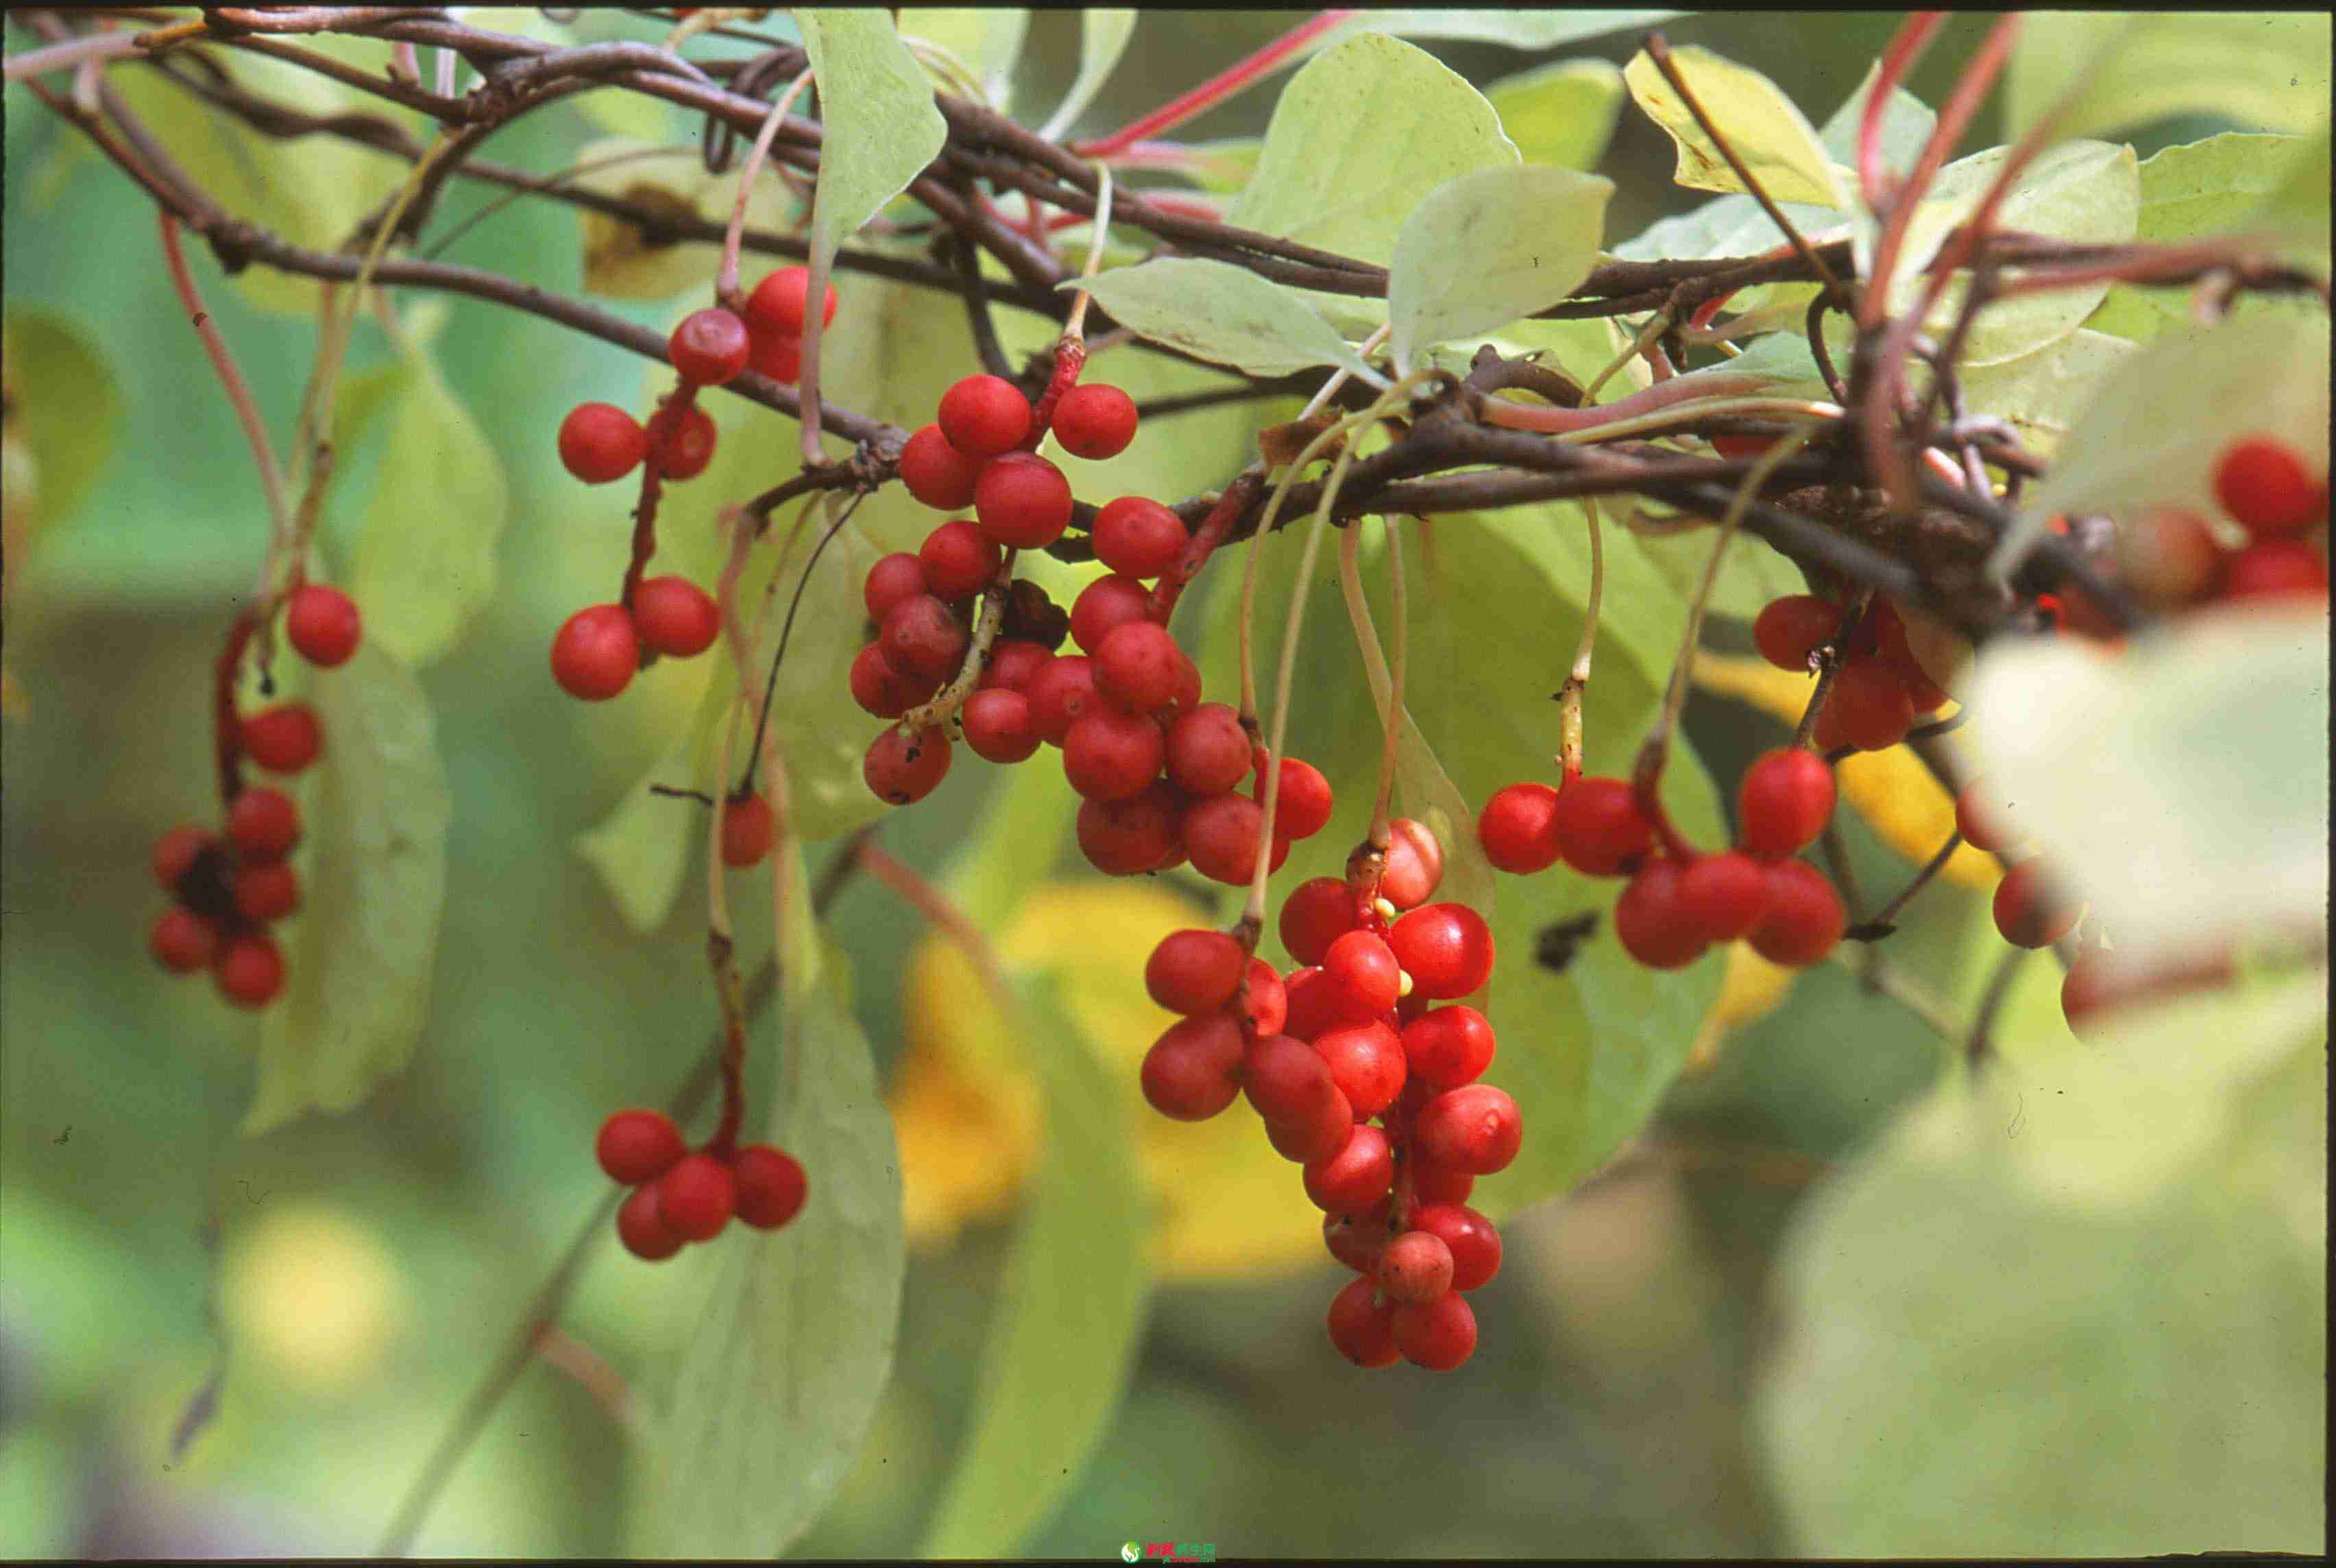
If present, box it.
[221,1202,407,1393]
[1693,653,1995,890]
[1683,941,1799,1077]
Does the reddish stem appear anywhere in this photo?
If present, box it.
[1146,470,1263,628]
[212,609,263,805]
[1024,334,1087,445]
[1859,12,1949,208]
[621,383,697,615]
[1074,10,1357,159]
[1627,744,1699,863]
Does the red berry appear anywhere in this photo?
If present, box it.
[551,603,640,700]
[226,787,302,861]
[1167,648,1203,713]
[1324,1201,1394,1274]
[939,373,1033,457]
[731,1144,807,1229]
[241,703,323,774]
[1267,1085,1356,1163]
[1068,573,1152,654]
[864,726,951,805]
[668,306,751,385]
[655,1153,738,1241]
[153,824,217,892]
[232,861,301,922]
[961,688,1040,763]
[748,332,802,384]
[918,519,1003,600]
[1614,858,1707,969]
[720,794,777,867]
[1279,878,1358,968]
[2221,539,2328,602]
[285,584,362,667]
[2059,946,2235,1038]
[212,931,286,1008]
[1166,703,1252,796]
[151,905,219,972]
[1387,903,1494,999]
[1062,706,1167,800]
[1092,620,1184,713]
[1241,957,1288,1036]
[2213,434,2324,537]
[1075,782,1181,874]
[1243,1031,1338,1121]
[1025,654,1102,744]
[974,452,1073,550]
[1675,850,1769,943]
[1050,382,1139,460]
[1257,756,1335,842]
[1091,495,1188,578]
[1280,965,1348,1043]
[863,553,930,623]
[1380,818,1444,909]
[1326,1275,1400,1368]
[1738,748,1835,860]
[596,1107,688,1184]
[879,594,969,683]
[632,575,722,658]
[1182,792,1269,885]
[1311,1018,1407,1118]
[1304,1122,1395,1214]
[899,424,986,510]
[616,1184,684,1261]
[1413,1083,1522,1176]
[1389,1287,1478,1370]
[1410,1160,1475,1206]
[1828,656,1914,751]
[1408,1202,1501,1290]
[1378,1230,1455,1303]
[1712,432,1777,461]
[2124,507,2227,606]
[1955,776,2019,855]
[1478,782,1561,874]
[1140,1014,1245,1120]
[558,402,648,484]
[1322,930,1402,1017]
[657,405,718,480]
[1753,594,1841,672]
[848,641,938,718]
[1993,857,2080,949]
[744,265,838,339]
[1145,929,1247,1016]
[1401,1005,1496,1091]
[1747,858,1845,966]
[977,638,1053,693]
[1550,776,1654,876]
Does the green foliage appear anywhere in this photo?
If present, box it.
[575,673,728,933]
[1759,970,2327,1555]
[898,9,1028,112]
[1624,44,1844,208]
[1330,10,1681,51]
[796,9,949,276]
[247,642,452,1134]
[1079,258,1368,378]
[1481,59,1627,172]
[2086,133,2322,340]
[571,138,794,301]
[1,308,121,534]
[918,975,1149,1556]
[2006,12,2334,144]
[1387,164,1611,374]
[1040,9,1139,139]
[1950,328,2135,456]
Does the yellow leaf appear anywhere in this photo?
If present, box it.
[1692,653,1997,891]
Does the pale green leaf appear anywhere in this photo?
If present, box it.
[572,138,794,301]
[796,10,949,272]
[345,317,509,670]
[919,975,1147,1555]
[633,870,905,1556]
[2086,134,2324,341]
[1947,328,2136,456]
[1178,137,1263,195]
[1624,45,1843,208]
[2255,125,2331,260]
[1389,165,1612,372]
[1038,9,1138,140]
[1758,971,2327,1555]
[1079,258,1369,378]
[1998,313,2329,568]
[1818,59,1938,172]
[2007,12,2334,144]
[1484,58,1627,171]
[246,644,450,1134]
[1333,10,1681,50]
[1964,604,2329,979]
[1227,34,1518,267]
[901,8,1027,112]
[575,670,731,933]
[1,308,121,534]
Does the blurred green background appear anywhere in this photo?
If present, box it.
[1,10,2309,1558]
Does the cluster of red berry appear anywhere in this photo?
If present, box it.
[148,583,363,1007]
[595,1107,807,1261]
[547,267,840,703]
[1751,592,1946,752]
[1141,820,1516,1371]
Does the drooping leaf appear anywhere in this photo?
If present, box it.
[1387,164,1612,373]
[796,10,949,275]
[0,308,121,535]
[1483,58,1628,171]
[899,8,1027,111]
[633,867,905,1556]
[2006,12,2333,145]
[1624,45,1844,208]
[1227,34,1518,268]
[1998,313,2329,569]
[572,138,795,300]
[1079,258,1370,378]
[918,975,1148,1556]
[1038,9,1139,140]
[246,643,451,1134]
[2085,133,2322,341]
[1964,604,2330,979]
[1758,970,2328,1556]
[575,668,731,933]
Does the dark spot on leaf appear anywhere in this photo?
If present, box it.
[1534,912,1599,975]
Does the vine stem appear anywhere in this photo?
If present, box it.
[1556,497,1605,783]
[1859,12,1949,207]
[1,27,146,79]
[1583,310,1672,400]
[1790,591,1871,748]
[899,554,1014,733]
[156,213,292,545]
[714,67,816,308]
[1478,370,1774,436]
[1075,10,1356,159]
[1334,515,1410,862]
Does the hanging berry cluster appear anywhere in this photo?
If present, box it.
[596,1107,807,1261]
[147,583,363,1008]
